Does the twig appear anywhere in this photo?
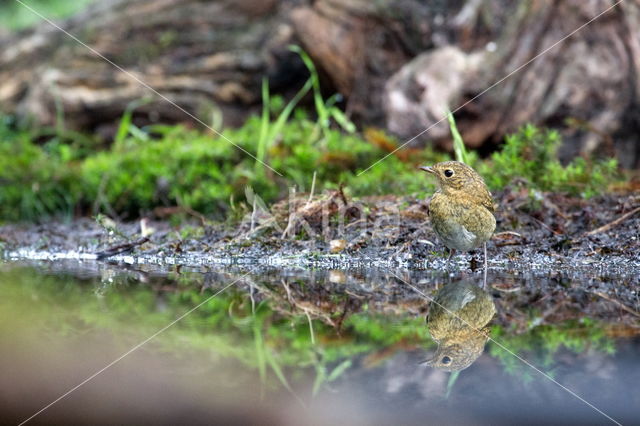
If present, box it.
[592,291,640,318]
[345,218,367,229]
[281,279,293,303]
[492,231,525,247]
[337,183,348,205]
[281,187,297,239]
[583,206,640,237]
[493,231,522,238]
[491,285,521,293]
[95,237,149,260]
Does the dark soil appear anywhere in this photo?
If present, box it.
[1,187,638,266]
[1,187,638,327]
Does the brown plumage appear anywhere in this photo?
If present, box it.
[424,281,496,372]
[420,161,496,269]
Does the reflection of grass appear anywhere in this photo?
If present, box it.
[488,319,616,383]
[446,370,460,398]
[0,0,96,30]
[0,266,619,395]
[0,267,429,395]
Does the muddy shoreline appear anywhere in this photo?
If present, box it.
[1,188,638,327]
[1,188,638,267]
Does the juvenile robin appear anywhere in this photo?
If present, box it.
[420,161,496,272]
[423,281,496,372]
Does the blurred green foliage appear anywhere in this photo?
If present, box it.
[488,319,615,383]
[0,0,96,30]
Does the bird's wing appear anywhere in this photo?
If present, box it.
[458,287,477,309]
[480,188,495,213]
[437,282,477,311]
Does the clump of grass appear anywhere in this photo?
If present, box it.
[255,45,356,176]
[478,124,619,197]
[289,45,356,137]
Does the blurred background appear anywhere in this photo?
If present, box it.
[0,0,637,222]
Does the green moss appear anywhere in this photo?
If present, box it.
[0,110,446,221]
[476,124,619,197]
[0,119,81,222]
[0,108,622,222]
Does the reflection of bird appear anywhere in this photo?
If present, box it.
[423,281,496,372]
[420,161,495,270]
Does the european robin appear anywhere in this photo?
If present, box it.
[423,281,496,371]
[420,161,496,272]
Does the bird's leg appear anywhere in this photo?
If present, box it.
[446,248,456,267]
[483,242,488,289]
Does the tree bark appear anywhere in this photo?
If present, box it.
[0,0,307,134]
[0,0,464,133]
[384,0,640,168]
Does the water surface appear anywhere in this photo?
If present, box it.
[0,259,638,425]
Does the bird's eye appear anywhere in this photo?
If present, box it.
[441,356,452,365]
[444,169,454,178]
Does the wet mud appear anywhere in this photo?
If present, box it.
[1,189,638,325]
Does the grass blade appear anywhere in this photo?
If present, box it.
[447,111,467,164]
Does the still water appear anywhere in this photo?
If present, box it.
[0,259,638,425]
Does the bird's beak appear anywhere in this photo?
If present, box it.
[419,166,434,174]
[419,354,436,366]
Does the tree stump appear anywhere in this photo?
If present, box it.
[1,0,639,167]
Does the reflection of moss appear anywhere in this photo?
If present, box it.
[345,313,429,347]
[488,320,615,383]
[1,266,620,393]
[0,267,429,392]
